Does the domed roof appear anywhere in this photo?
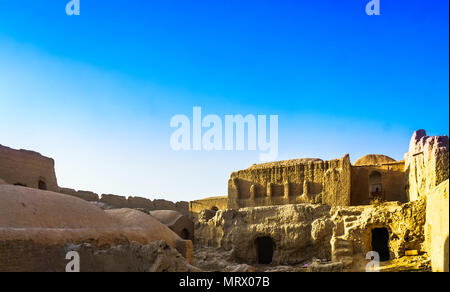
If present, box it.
[0,185,193,262]
[0,185,119,229]
[150,210,184,226]
[354,154,396,166]
[106,208,183,247]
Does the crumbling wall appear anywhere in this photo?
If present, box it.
[99,195,189,215]
[195,204,333,265]
[0,144,58,192]
[189,196,228,214]
[58,189,189,215]
[403,130,449,272]
[100,194,129,208]
[404,130,449,201]
[59,187,99,201]
[195,200,425,268]
[351,162,406,205]
[228,155,351,209]
[322,155,351,206]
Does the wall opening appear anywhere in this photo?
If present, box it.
[211,206,219,212]
[14,183,27,187]
[371,228,390,261]
[180,228,190,240]
[369,171,382,199]
[38,179,47,190]
[255,236,275,264]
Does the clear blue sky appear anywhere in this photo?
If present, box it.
[0,0,448,202]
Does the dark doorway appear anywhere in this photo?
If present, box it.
[180,228,190,240]
[38,180,47,190]
[255,236,274,264]
[371,228,390,261]
[211,206,219,212]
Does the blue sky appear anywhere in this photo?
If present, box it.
[0,0,448,202]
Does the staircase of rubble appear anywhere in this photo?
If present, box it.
[343,215,360,235]
[330,211,362,269]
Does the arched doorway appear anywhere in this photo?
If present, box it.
[180,228,190,240]
[255,236,275,264]
[369,171,382,199]
[38,179,47,190]
[211,206,219,212]
[371,228,390,261]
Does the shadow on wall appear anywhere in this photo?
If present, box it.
[180,228,190,240]
[371,228,390,262]
[38,178,47,190]
[404,166,411,201]
[445,236,449,272]
[255,236,275,264]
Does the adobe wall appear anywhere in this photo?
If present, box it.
[59,187,99,201]
[403,130,449,272]
[0,144,58,192]
[228,155,351,209]
[100,194,189,215]
[351,162,406,205]
[189,196,228,214]
[425,180,449,272]
[59,188,190,216]
[195,200,425,267]
[404,130,449,201]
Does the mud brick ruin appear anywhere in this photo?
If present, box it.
[193,130,449,272]
[0,129,448,272]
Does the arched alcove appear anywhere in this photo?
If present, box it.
[38,178,47,190]
[180,228,190,240]
[369,171,382,198]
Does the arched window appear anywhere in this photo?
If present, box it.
[38,178,47,190]
[369,171,382,198]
